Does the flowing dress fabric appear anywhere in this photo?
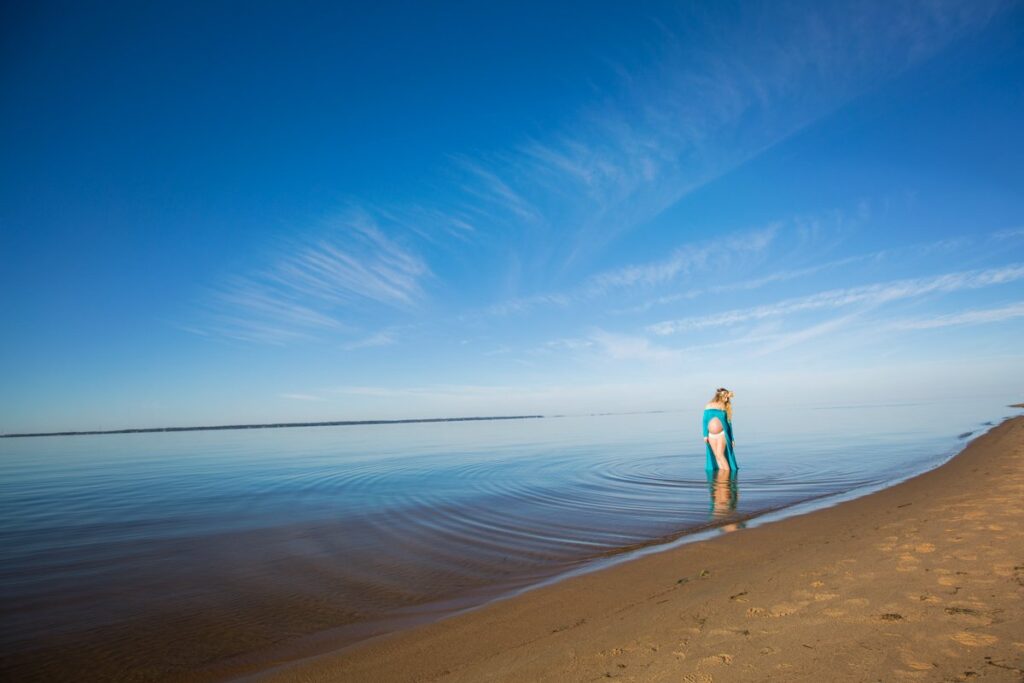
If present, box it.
[702,408,738,472]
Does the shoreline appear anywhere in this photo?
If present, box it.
[237,414,1024,682]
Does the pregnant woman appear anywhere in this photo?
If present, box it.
[703,388,738,472]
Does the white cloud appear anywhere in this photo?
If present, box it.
[747,312,864,356]
[452,156,541,223]
[890,302,1024,330]
[992,227,1024,241]
[618,227,1024,316]
[648,264,1024,335]
[484,224,778,317]
[323,381,684,417]
[269,211,430,308]
[543,338,596,352]
[588,330,682,363]
[193,209,431,344]
[342,331,398,351]
[485,293,571,316]
[586,225,778,293]
[448,0,1007,268]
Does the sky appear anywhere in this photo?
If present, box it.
[2,0,1024,432]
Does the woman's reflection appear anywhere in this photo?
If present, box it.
[708,468,743,532]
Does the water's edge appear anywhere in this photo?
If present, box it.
[226,416,1014,683]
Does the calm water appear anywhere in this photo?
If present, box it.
[0,398,1018,681]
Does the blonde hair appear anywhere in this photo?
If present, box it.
[710,387,734,422]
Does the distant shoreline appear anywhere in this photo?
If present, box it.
[0,414,546,439]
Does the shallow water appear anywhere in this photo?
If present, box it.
[0,398,1017,680]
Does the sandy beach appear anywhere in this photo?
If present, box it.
[247,413,1024,682]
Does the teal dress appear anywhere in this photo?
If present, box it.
[702,408,738,471]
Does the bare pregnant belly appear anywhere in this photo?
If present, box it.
[708,417,724,434]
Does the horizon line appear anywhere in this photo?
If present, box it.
[0,414,548,439]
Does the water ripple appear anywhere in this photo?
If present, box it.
[0,404,1008,682]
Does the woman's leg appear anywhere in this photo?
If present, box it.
[707,416,730,471]
[710,436,730,470]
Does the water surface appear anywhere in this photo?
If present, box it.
[0,398,1016,681]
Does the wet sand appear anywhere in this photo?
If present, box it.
[252,415,1024,682]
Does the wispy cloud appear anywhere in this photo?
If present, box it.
[194,3,1008,347]
[648,264,1024,335]
[279,393,325,401]
[269,211,430,308]
[190,3,1011,354]
[618,239,982,318]
[327,384,542,401]
[542,338,596,352]
[324,382,676,410]
[193,210,431,343]
[747,312,865,356]
[993,227,1024,241]
[485,293,571,316]
[615,256,866,316]
[369,204,478,246]
[452,156,542,224]
[891,301,1024,330]
[585,225,778,293]
[587,330,682,363]
[341,330,398,351]
[438,0,1006,272]
[483,223,778,317]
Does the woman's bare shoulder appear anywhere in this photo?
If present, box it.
[705,402,725,410]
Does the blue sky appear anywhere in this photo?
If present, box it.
[2,0,1023,432]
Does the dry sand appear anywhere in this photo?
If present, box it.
[248,415,1024,682]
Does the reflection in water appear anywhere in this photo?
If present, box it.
[708,469,744,533]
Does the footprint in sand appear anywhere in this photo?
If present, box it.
[899,652,935,671]
[944,606,992,626]
[951,631,998,647]
[896,554,920,572]
[768,603,802,617]
[680,674,714,683]
[892,670,932,680]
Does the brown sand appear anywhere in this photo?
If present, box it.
[247,415,1024,682]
